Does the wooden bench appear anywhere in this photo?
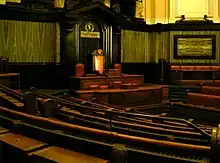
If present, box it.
[171,65,220,71]
[29,146,108,163]
[187,92,220,108]
[171,65,220,86]
[201,86,220,96]
[172,102,220,123]
[0,92,24,108]
[0,127,9,135]
[0,133,47,162]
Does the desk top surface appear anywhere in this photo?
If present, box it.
[0,73,20,77]
[71,74,144,79]
[30,146,108,163]
[76,86,163,94]
[0,127,9,134]
[0,133,46,151]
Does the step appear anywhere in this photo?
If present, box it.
[170,98,186,102]
[169,92,187,95]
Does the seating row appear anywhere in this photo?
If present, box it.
[176,80,220,86]
[201,86,220,96]
[171,65,220,71]
[187,92,220,109]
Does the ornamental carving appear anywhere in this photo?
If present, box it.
[135,0,144,18]
[66,0,80,10]
[54,0,65,8]
[26,3,48,12]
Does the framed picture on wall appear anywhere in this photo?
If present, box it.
[173,35,216,59]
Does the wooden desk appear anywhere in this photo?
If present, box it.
[0,73,20,89]
[0,133,47,162]
[29,146,108,163]
[76,86,163,107]
[70,74,144,90]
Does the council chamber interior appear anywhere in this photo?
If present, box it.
[1,0,220,163]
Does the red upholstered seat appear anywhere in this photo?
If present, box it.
[100,85,108,89]
[121,83,139,89]
[112,81,121,89]
[89,85,100,90]
[171,66,181,71]
[114,64,122,75]
[75,63,85,77]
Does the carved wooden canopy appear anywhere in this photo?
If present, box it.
[66,1,130,26]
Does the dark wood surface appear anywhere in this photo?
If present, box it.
[71,74,144,90]
[29,146,108,163]
[0,127,9,135]
[0,133,47,152]
[75,86,164,106]
[0,73,20,77]
[0,73,20,89]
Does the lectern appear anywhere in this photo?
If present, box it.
[92,49,105,74]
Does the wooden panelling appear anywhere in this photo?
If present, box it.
[121,29,220,64]
[121,30,169,63]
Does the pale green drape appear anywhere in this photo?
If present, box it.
[121,29,220,64]
[0,20,60,63]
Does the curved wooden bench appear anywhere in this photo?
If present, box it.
[201,86,220,96]
[187,92,220,108]
[0,106,210,152]
[171,66,220,71]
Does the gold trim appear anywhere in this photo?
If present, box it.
[7,0,21,3]
[55,23,60,63]
[54,0,65,8]
[80,31,100,38]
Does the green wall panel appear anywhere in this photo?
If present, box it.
[0,20,59,63]
[121,29,220,64]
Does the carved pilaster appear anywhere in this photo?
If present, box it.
[64,20,76,33]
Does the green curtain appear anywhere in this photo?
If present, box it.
[0,20,59,63]
[121,30,150,62]
[121,29,220,64]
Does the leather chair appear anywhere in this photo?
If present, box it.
[114,64,122,75]
[75,63,85,77]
